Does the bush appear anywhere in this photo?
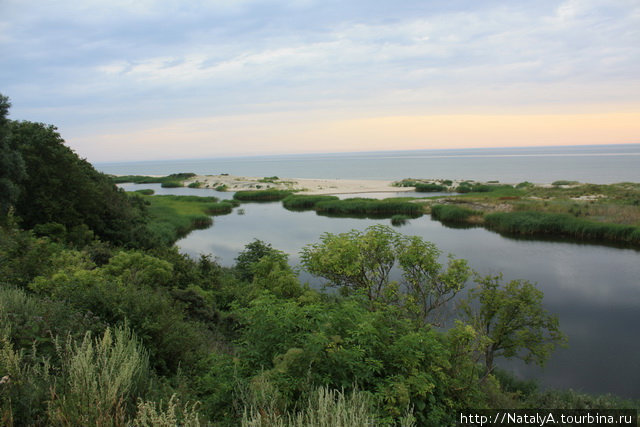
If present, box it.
[161,181,182,188]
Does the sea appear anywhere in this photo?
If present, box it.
[96,144,640,184]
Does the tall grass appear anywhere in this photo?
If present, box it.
[314,198,423,217]
[47,326,150,426]
[234,189,293,202]
[241,387,409,427]
[484,211,640,244]
[430,204,479,223]
[282,195,339,210]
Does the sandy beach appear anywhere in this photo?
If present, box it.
[185,174,416,195]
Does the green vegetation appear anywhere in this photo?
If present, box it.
[258,175,280,183]
[552,180,579,186]
[215,184,228,192]
[430,204,479,224]
[484,211,640,244]
[282,194,339,210]
[233,189,293,202]
[390,214,411,226]
[140,194,236,245]
[315,198,423,218]
[110,173,196,185]
[1,93,638,426]
[134,189,155,195]
[415,183,446,192]
[188,181,203,188]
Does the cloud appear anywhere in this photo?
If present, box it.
[1,0,639,160]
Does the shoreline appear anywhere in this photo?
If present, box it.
[184,174,418,195]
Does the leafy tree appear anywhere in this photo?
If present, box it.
[234,239,278,281]
[0,94,26,217]
[8,120,148,246]
[300,225,470,324]
[460,274,567,375]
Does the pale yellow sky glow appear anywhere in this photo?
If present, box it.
[82,111,640,161]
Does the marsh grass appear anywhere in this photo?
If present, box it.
[282,195,339,211]
[314,198,423,217]
[484,211,640,244]
[234,189,293,202]
[110,173,196,185]
[430,204,479,223]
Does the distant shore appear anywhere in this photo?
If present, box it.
[185,174,417,195]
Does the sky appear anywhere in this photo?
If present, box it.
[1,0,639,162]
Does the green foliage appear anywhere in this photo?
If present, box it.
[0,94,27,217]
[134,189,155,195]
[430,204,479,224]
[141,194,235,245]
[110,173,196,185]
[460,274,567,374]
[484,211,640,244]
[258,176,280,183]
[414,183,446,192]
[48,326,150,426]
[552,180,579,186]
[132,394,202,427]
[314,198,423,218]
[234,189,293,202]
[301,225,470,324]
[7,120,149,246]
[282,195,339,211]
[215,184,228,192]
[456,182,514,194]
[161,181,183,188]
[235,239,279,282]
[188,181,202,188]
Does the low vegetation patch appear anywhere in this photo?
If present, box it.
[233,189,293,202]
[138,194,236,244]
[430,204,480,224]
[110,173,196,185]
[415,183,447,192]
[484,211,640,244]
[282,195,340,210]
[314,198,423,218]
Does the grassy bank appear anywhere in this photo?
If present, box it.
[282,194,340,210]
[138,194,237,244]
[315,198,423,217]
[430,204,479,223]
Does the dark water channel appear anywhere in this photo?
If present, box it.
[121,183,640,398]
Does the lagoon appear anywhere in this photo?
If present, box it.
[121,182,640,398]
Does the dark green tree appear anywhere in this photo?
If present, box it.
[8,120,148,246]
[0,94,26,217]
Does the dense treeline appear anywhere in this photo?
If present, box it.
[1,94,638,425]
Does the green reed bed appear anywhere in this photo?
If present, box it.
[430,204,479,223]
[314,198,423,217]
[415,183,447,192]
[484,211,640,244]
[233,189,293,202]
[282,195,340,210]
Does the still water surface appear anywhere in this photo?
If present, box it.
[120,183,640,398]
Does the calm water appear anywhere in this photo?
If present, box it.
[100,144,640,184]
[120,182,640,398]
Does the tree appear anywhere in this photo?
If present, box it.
[460,274,567,376]
[0,94,26,217]
[300,225,470,325]
[234,239,279,282]
[8,120,148,246]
